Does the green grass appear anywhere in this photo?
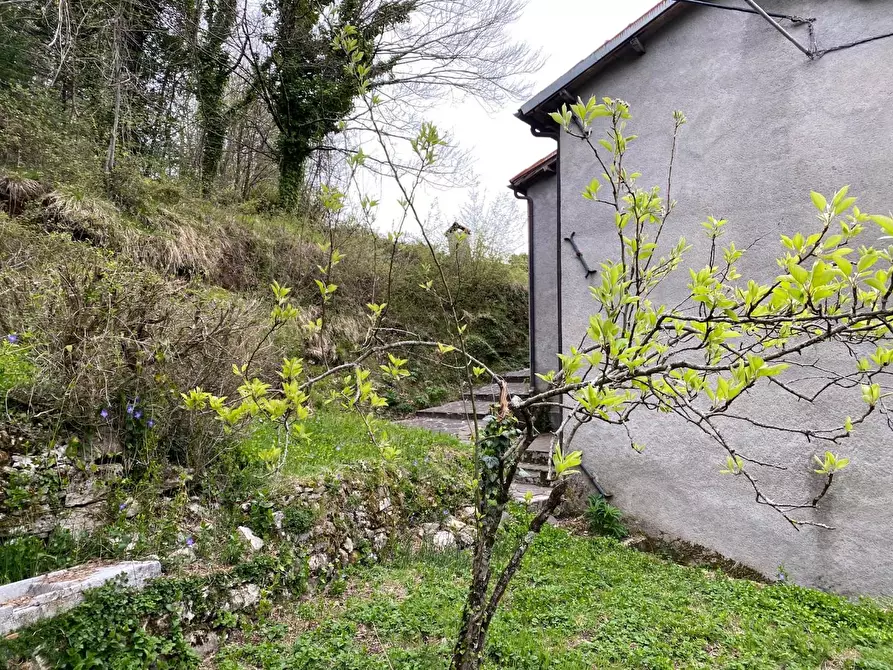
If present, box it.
[0,338,33,396]
[215,519,893,670]
[240,411,469,478]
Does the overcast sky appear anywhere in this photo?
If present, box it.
[396,0,658,250]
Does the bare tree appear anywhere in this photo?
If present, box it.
[459,185,526,260]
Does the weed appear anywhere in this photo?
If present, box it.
[584,495,628,539]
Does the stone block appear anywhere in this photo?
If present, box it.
[0,560,161,635]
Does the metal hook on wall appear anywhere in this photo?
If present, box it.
[564,232,597,278]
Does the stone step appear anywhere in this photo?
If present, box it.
[0,561,161,635]
[517,433,554,466]
[462,382,530,401]
[396,416,474,442]
[501,368,529,383]
[416,400,490,421]
[520,450,551,467]
[515,462,552,486]
[527,433,554,453]
[509,482,554,510]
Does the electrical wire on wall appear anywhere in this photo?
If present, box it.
[673,0,893,60]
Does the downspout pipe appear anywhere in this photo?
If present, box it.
[511,185,536,397]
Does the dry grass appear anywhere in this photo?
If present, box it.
[41,188,129,246]
[0,175,46,215]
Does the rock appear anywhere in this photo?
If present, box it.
[12,455,35,470]
[188,630,220,659]
[91,428,123,461]
[236,526,264,552]
[342,537,354,553]
[187,502,207,518]
[64,481,106,508]
[170,546,197,563]
[308,554,329,572]
[59,502,106,534]
[228,583,260,611]
[273,511,285,531]
[338,549,349,566]
[457,528,476,548]
[65,465,124,507]
[123,499,140,519]
[458,506,476,520]
[444,516,466,532]
[420,522,440,536]
[372,532,388,551]
[621,535,649,549]
[432,531,456,550]
[378,497,391,512]
[1,516,59,539]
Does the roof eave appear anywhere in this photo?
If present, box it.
[517,1,685,128]
[508,151,558,190]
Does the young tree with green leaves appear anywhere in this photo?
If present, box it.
[187,31,893,669]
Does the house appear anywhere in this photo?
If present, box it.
[510,0,893,595]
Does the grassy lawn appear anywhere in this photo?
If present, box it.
[214,520,893,670]
[240,411,468,478]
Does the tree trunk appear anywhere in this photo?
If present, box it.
[278,134,310,210]
[450,479,569,670]
[449,503,503,670]
[104,60,122,174]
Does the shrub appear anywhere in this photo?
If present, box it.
[0,528,77,585]
[0,219,282,476]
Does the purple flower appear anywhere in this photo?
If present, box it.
[119,503,126,511]
[126,405,134,415]
[147,419,155,429]
[6,334,18,344]
[100,408,109,419]
[186,537,194,547]
[134,410,142,420]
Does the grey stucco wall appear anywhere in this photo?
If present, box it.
[555,0,893,595]
[527,174,560,393]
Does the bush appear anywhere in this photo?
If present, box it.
[585,495,627,539]
[0,528,77,585]
[465,334,502,367]
[0,219,282,476]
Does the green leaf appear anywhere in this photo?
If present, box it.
[870,215,893,236]
[810,191,828,212]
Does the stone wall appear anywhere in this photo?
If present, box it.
[0,421,128,539]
